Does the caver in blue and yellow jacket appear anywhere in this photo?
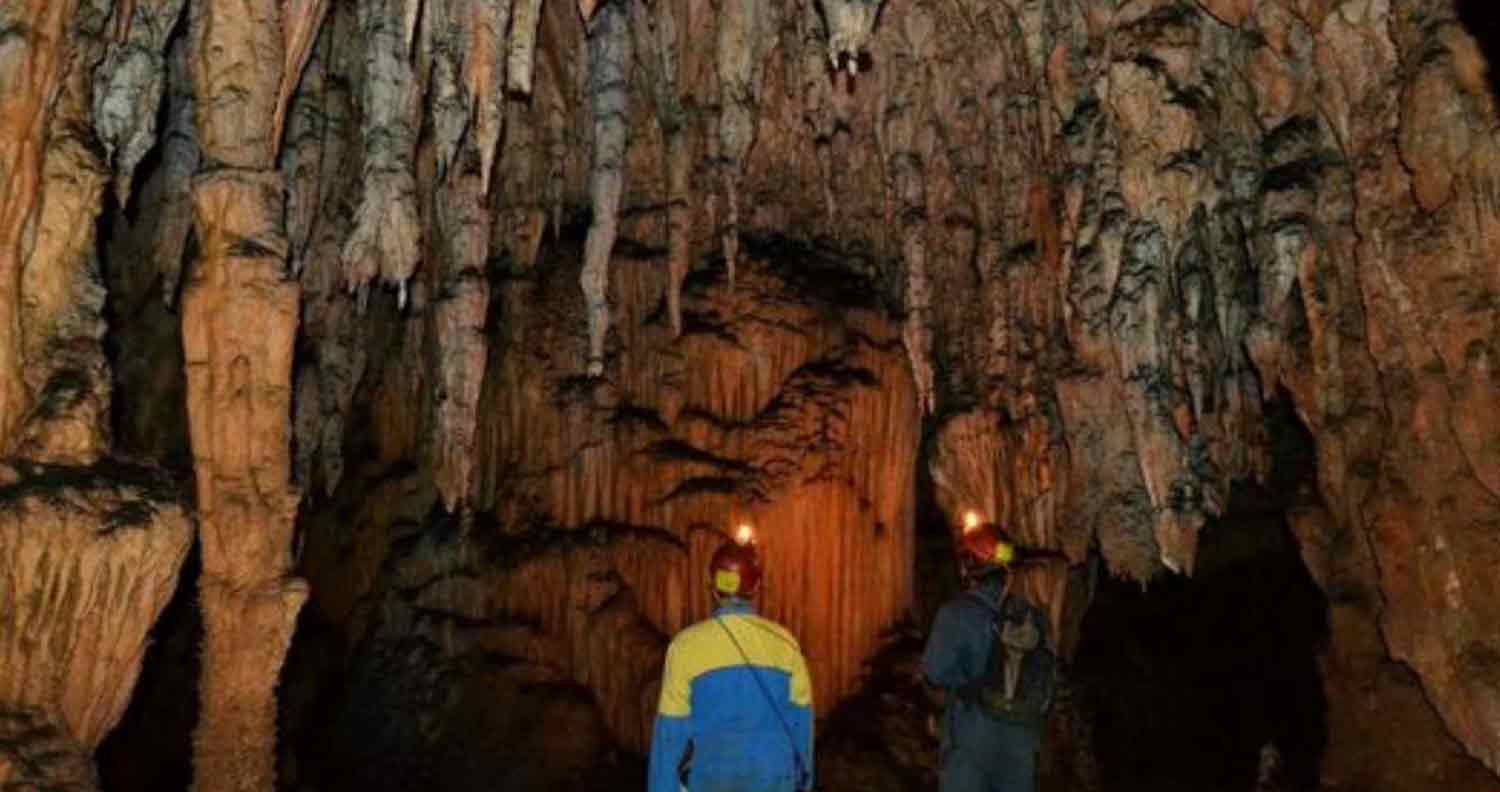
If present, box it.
[647,599,814,792]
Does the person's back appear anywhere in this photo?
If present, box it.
[648,532,814,792]
[923,574,1049,791]
[922,518,1058,792]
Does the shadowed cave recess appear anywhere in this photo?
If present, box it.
[4,0,1500,791]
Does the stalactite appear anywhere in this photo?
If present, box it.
[0,6,195,781]
[91,0,186,207]
[508,0,547,96]
[425,0,468,179]
[184,0,310,788]
[715,0,770,288]
[581,0,631,377]
[630,0,690,336]
[467,0,511,187]
[282,38,327,278]
[818,0,882,73]
[799,1,840,233]
[491,98,548,270]
[1110,222,1203,574]
[154,38,198,305]
[16,1,115,466]
[881,4,937,415]
[291,4,368,498]
[345,0,422,306]
[272,0,332,154]
[431,142,491,511]
[0,0,84,449]
[467,246,918,746]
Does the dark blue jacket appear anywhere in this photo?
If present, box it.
[922,577,1046,773]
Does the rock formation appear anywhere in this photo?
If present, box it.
[0,2,194,788]
[297,241,918,781]
[0,463,192,789]
[1,0,1498,789]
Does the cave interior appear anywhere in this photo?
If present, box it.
[3,0,1500,791]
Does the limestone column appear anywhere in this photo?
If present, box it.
[184,1,308,789]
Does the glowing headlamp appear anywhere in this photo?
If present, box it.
[735,523,755,545]
[962,510,982,534]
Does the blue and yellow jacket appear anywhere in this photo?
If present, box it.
[648,599,814,792]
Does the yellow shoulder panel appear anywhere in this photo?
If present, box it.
[658,614,814,712]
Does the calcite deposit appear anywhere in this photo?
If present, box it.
[1,0,1498,788]
[0,464,191,792]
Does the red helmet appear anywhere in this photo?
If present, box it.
[709,539,763,597]
[960,523,1017,567]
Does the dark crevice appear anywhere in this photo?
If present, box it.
[1074,508,1329,792]
[1073,388,1327,792]
[1457,0,1500,103]
[96,547,201,792]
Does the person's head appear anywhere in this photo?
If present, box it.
[709,529,763,603]
[958,520,1016,589]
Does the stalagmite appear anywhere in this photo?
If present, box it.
[184,0,310,788]
[715,0,770,287]
[581,0,631,377]
[344,0,422,304]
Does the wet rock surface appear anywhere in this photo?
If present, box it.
[0,0,1498,788]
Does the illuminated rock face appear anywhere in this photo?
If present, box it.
[303,242,919,764]
[0,464,191,789]
[478,242,920,736]
[3,0,1500,787]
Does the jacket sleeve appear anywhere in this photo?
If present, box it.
[648,642,693,792]
[922,599,977,690]
[788,649,815,789]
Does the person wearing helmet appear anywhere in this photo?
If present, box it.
[921,516,1061,792]
[647,528,814,792]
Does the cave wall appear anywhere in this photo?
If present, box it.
[0,3,195,788]
[2,0,1499,786]
[300,238,918,759]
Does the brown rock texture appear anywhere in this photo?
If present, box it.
[0,5,194,789]
[182,0,308,789]
[300,241,918,766]
[0,462,192,784]
[276,0,1500,781]
[478,242,919,733]
[0,708,99,791]
[2,0,1499,787]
